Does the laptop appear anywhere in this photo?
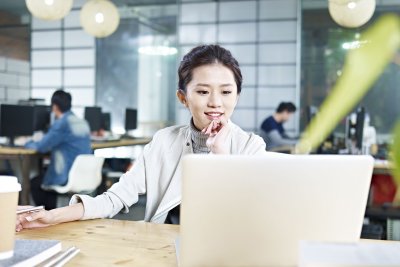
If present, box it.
[180,154,374,267]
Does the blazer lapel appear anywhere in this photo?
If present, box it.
[151,127,192,222]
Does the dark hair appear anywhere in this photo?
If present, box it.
[178,44,242,94]
[51,89,72,113]
[276,102,297,113]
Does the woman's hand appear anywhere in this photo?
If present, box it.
[16,209,54,232]
[202,118,231,154]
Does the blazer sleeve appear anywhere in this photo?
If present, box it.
[70,140,151,220]
[241,133,267,155]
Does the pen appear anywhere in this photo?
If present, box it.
[16,206,45,214]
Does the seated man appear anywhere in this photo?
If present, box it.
[25,90,92,209]
[260,102,298,150]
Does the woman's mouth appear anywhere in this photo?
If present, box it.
[205,112,224,120]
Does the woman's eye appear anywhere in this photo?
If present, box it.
[197,90,208,95]
[222,90,232,95]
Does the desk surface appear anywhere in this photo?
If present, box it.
[0,146,36,155]
[17,219,179,267]
[91,137,152,150]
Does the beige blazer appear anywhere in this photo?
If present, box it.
[71,122,267,223]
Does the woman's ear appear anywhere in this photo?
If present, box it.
[176,89,188,107]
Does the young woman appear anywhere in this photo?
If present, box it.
[16,44,266,230]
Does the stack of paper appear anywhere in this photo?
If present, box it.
[299,240,400,267]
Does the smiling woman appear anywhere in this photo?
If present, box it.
[16,44,268,231]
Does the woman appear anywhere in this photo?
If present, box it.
[16,44,266,230]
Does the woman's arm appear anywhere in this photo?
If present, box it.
[16,203,84,232]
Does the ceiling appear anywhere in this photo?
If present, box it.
[0,0,178,17]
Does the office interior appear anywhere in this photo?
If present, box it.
[0,0,399,241]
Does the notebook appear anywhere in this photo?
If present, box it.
[0,239,61,267]
[180,154,374,267]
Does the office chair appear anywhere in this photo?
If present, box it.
[45,155,104,206]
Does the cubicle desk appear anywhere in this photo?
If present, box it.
[17,219,179,267]
[0,146,37,205]
[373,159,392,175]
[91,137,152,150]
[0,138,151,205]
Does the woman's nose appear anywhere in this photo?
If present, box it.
[207,93,222,107]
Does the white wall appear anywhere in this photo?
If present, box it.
[0,56,30,103]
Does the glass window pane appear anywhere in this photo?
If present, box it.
[64,10,80,28]
[260,0,297,20]
[64,30,95,48]
[259,43,296,64]
[258,66,296,86]
[231,109,256,130]
[241,66,257,87]
[259,21,297,42]
[219,1,256,21]
[31,88,54,104]
[257,87,296,108]
[218,23,256,43]
[180,3,217,23]
[179,24,216,44]
[32,31,62,49]
[32,18,61,30]
[31,50,62,68]
[237,87,255,108]
[64,68,95,87]
[223,44,256,65]
[32,69,62,87]
[67,88,95,106]
[64,49,95,67]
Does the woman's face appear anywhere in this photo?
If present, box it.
[178,63,239,130]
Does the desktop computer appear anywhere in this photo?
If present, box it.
[101,113,111,132]
[122,108,137,139]
[0,104,35,146]
[33,105,51,132]
[125,108,137,132]
[84,106,102,132]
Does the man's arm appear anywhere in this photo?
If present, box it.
[267,130,297,147]
[25,122,65,153]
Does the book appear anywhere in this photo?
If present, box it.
[299,240,400,267]
[0,239,61,267]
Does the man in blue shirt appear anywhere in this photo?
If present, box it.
[25,90,92,209]
[260,102,298,149]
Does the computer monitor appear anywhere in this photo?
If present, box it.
[0,104,35,145]
[101,112,111,131]
[125,108,137,131]
[33,105,51,132]
[84,107,102,132]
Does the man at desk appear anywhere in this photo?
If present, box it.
[25,90,91,209]
[260,102,298,150]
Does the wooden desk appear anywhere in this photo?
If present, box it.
[91,137,152,150]
[17,219,179,267]
[0,147,37,205]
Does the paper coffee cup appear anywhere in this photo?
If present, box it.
[0,176,21,260]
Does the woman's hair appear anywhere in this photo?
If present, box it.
[51,89,72,112]
[178,44,242,94]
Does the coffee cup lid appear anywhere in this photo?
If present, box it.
[0,176,21,193]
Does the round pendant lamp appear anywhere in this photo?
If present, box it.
[25,0,73,20]
[329,0,376,28]
[80,0,120,38]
